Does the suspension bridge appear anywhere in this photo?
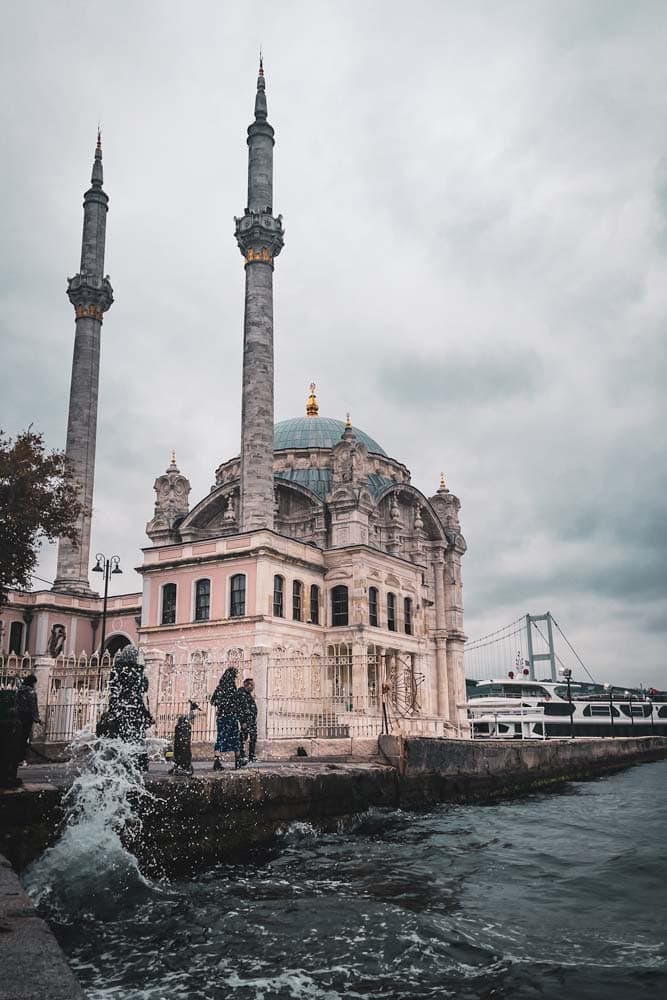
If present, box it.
[465,612,595,683]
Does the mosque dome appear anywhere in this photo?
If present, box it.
[274,417,386,456]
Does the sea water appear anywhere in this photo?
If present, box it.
[26,757,667,1000]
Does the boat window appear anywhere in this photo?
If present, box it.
[618,704,651,718]
[583,704,620,717]
[657,706,667,718]
[544,702,573,716]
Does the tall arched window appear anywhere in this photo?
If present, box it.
[161,583,177,625]
[9,621,24,655]
[292,580,303,621]
[331,585,349,626]
[230,574,246,617]
[309,585,320,625]
[387,592,397,632]
[194,579,210,621]
[273,575,284,617]
[404,597,413,635]
[368,587,379,627]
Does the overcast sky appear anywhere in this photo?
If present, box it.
[1,1,665,686]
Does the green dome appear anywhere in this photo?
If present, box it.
[273,417,386,456]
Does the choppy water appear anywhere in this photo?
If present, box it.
[29,760,667,1000]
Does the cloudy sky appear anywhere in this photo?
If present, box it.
[2,1,665,686]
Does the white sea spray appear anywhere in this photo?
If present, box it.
[24,731,165,918]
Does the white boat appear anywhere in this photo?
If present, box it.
[464,676,667,739]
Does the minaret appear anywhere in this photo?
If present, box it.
[234,58,284,531]
[53,132,114,595]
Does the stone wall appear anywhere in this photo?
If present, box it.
[0,851,86,1000]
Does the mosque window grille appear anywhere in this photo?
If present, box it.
[9,621,24,655]
[273,575,285,618]
[404,597,413,635]
[331,585,349,627]
[387,592,397,632]
[368,587,379,627]
[194,579,211,622]
[309,585,320,625]
[292,580,303,621]
[161,583,177,626]
[230,574,246,618]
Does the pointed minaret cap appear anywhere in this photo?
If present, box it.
[254,51,267,120]
[91,127,104,187]
[438,471,449,493]
[306,382,319,417]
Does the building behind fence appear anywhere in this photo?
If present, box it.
[0,647,460,747]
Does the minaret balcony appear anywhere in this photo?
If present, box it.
[235,211,284,260]
[67,273,114,319]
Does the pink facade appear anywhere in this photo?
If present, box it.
[0,589,141,658]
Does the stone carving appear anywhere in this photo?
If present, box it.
[146,452,191,544]
[47,624,66,658]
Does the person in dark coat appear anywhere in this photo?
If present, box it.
[237,677,258,763]
[97,646,153,768]
[211,666,246,769]
[16,674,41,765]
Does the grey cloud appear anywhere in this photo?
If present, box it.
[378,348,542,409]
[2,0,666,686]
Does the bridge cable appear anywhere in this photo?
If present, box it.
[551,618,596,683]
[466,616,525,650]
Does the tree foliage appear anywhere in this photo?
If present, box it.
[0,428,82,603]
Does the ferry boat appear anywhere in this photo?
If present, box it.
[464,676,667,739]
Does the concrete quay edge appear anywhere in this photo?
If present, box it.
[0,852,86,1000]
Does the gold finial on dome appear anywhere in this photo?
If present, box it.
[171,449,176,466]
[345,412,351,429]
[439,471,446,489]
[306,382,319,417]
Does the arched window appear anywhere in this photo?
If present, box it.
[309,585,320,625]
[161,583,177,625]
[331,585,349,627]
[194,579,210,621]
[387,592,397,632]
[230,574,246,617]
[292,580,303,621]
[368,587,379,627]
[404,597,413,635]
[9,621,24,655]
[273,575,284,617]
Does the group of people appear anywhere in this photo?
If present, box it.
[210,667,257,770]
[11,656,258,775]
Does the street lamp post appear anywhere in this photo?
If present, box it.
[563,668,574,739]
[624,690,634,733]
[92,553,122,656]
[648,698,655,735]
[605,684,615,738]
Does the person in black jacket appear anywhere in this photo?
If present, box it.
[210,666,246,770]
[16,674,41,766]
[237,677,258,763]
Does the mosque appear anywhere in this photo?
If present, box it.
[1,63,468,732]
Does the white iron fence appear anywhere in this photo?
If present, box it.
[0,648,457,743]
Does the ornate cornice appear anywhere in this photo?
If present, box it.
[67,273,114,321]
[235,210,284,263]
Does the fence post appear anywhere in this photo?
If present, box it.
[251,645,271,740]
[32,656,55,736]
[142,648,166,726]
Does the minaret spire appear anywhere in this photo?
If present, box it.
[53,134,114,595]
[235,60,284,531]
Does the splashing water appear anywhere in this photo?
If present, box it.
[24,732,165,920]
